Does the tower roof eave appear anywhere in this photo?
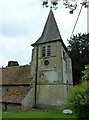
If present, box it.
[31,37,62,47]
[31,38,68,53]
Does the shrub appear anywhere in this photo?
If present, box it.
[82,64,89,82]
[68,65,89,119]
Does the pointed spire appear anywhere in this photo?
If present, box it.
[32,9,62,46]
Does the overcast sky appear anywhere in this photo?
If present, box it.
[0,0,87,67]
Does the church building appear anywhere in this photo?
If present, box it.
[31,9,73,108]
[1,9,73,111]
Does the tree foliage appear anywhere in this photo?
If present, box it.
[67,33,89,84]
[82,64,89,82]
[7,61,19,67]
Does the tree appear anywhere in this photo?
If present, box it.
[67,33,89,85]
[7,61,19,67]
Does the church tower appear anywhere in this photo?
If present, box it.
[31,9,73,108]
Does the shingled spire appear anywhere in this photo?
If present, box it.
[32,9,62,46]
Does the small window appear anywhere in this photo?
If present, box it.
[63,51,66,61]
[44,60,49,65]
[47,45,51,56]
[42,46,46,57]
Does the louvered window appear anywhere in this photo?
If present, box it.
[47,45,51,56]
[42,46,46,57]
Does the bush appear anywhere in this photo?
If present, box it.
[82,64,89,82]
[68,65,89,119]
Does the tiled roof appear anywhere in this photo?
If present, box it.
[31,9,62,46]
[2,86,31,104]
[0,65,31,85]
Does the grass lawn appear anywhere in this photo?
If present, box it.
[2,109,76,119]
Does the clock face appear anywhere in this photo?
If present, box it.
[44,60,49,65]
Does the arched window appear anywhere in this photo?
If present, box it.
[42,46,46,57]
[47,45,51,56]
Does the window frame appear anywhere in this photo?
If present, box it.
[42,46,46,57]
[47,45,51,56]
